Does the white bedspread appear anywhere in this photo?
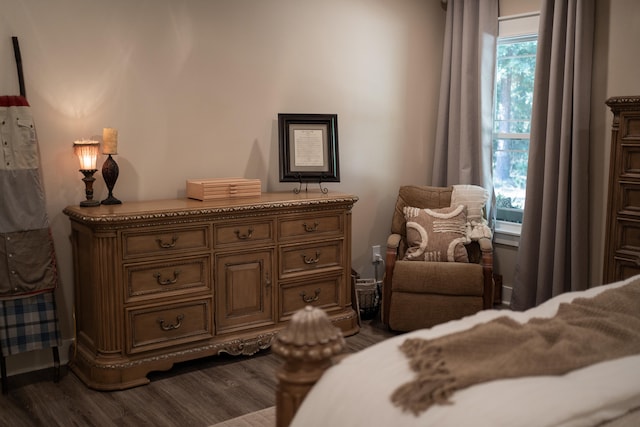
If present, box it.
[290,276,640,427]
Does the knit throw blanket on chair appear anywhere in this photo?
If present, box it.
[391,279,640,415]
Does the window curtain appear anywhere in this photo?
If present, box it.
[511,0,595,310]
[431,0,498,191]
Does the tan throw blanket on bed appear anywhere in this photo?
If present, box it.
[392,280,640,415]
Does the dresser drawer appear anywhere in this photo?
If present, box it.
[122,225,210,259]
[279,240,343,278]
[613,216,640,254]
[610,256,640,281]
[214,220,274,248]
[126,298,213,354]
[617,182,640,216]
[279,274,342,320]
[124,255,211,303]
[619,146,640,180]
[278,212,344,242]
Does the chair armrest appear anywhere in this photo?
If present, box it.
[476,237,494,309]
[387,233,401,249]
[382,234,402,325]
[477,236,493,252]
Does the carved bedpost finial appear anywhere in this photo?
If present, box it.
[272,306,345,427]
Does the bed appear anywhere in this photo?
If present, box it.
[274,275,640,427]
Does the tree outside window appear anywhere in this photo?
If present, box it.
[493,35,537,223]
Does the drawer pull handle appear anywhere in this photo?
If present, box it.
[153,270,181,285]
[234,228,254,240]
[158,314,184,331]
[156,235,178,248]
[302,251,320,264]
[300,288,321,303]
[303,222,319,232]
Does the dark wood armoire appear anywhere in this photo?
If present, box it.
[603,96,640,283]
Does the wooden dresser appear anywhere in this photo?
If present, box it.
[63,192,358,390]
[603,96,640,283]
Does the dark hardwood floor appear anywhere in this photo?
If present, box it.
[0,319,396,427]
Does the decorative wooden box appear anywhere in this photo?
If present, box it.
[186,178,261,200]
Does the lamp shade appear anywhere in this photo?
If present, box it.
[102,128,118,155]
[74,140,100,170]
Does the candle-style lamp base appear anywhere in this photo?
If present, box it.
[101,154,122,205]
[80,170,100,207]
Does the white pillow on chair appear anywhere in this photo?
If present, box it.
[451,185,492,240]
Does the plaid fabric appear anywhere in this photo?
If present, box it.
[0,291,60,356]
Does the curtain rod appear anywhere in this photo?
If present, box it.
[439,1,539,19]
[499,11,540,22]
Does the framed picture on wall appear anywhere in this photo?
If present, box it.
[278,113,340,186]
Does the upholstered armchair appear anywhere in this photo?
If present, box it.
[382,185,494,332]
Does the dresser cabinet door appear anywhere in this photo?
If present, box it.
[215,249,274,333]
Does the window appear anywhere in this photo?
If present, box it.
[492,14,539,227]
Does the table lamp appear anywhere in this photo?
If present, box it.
[73,139,100,207]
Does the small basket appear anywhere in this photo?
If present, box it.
[354,279,380,320]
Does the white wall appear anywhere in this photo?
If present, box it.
[0,0,445,374]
